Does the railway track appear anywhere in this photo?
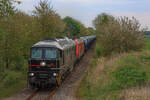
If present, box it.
[46,87,58,100]
[26,89,39,100]
[26,86,58,100]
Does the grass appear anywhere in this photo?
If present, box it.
[78,51,150,100]
[0,71,27,100]
[77,37,150,100]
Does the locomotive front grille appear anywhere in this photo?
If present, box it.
[30,67,51,71]
[39,73,49,78]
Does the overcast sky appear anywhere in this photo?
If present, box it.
[17,0,150,30]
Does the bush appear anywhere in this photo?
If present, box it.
[113,67,147,88]
[2,71,22,88]
[95,44,102,58]
[94,13,146,56]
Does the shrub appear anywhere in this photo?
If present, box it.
[95,44,102,58]
[113,67,147,88]
[2,71,22,88]
[93,13,146,56]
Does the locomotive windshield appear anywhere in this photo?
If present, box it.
[45,49,57,59]
[31,48,42,59]
[31,48,57,59]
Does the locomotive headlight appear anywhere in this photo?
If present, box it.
[29,73,34,76]
[53,73,57,77]
[40,62,46,66]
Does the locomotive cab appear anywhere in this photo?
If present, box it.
[28,47,62,87]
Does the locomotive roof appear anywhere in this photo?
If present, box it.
[32,37,75,50]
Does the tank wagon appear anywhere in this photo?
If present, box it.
[28,35,96,88]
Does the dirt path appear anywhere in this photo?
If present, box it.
[4,42,96,100]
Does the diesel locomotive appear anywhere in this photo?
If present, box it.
[28,36,96,88]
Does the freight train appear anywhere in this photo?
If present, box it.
[28,35,96,88]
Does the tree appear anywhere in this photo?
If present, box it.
[93,13,114,35]
[33,0,65,38]
[63,16,82,36]
[87,27,96,35]
[93,13,146,56]
[0,0,20,18]
[0,0,18,69]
